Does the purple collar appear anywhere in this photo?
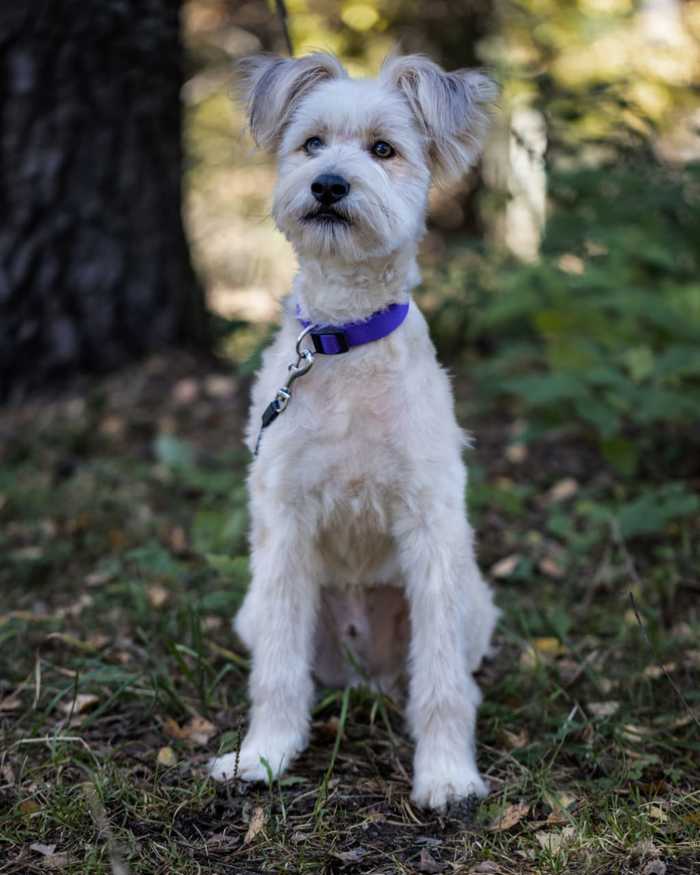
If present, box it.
[296,300,410,355]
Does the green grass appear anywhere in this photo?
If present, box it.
[1,353,699,874]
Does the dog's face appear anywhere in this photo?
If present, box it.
[239,53,497,262]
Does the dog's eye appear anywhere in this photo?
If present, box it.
[371,141,395,159]
[303,137,324,155]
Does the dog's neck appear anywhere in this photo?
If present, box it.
[293,246,421,325]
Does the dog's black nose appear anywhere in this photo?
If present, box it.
[311,174,350,206]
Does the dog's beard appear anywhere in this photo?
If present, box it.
[301,205,352,227]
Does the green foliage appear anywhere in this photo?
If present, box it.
[430,158,700,531]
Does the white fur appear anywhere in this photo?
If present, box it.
[209,52,499,811]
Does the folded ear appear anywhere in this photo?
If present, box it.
[381,54,498,183]
[237,52,348,151]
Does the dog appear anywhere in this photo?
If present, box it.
[208,51,499,811]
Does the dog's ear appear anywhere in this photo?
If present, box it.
[237,53,348,151]
[381,54,498,183]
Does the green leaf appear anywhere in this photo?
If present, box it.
[154,435,195,470]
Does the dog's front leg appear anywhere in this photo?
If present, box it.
[209,514,320,783]
[397,510,490,811]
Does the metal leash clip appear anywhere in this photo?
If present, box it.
[254,324,316,455]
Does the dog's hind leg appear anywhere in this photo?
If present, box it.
[395,506,495,811]
[209,512,321,783]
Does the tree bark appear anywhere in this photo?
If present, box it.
[0,0,208,401]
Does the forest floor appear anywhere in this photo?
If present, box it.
[1,351,699,875]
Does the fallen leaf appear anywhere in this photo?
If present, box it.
[534,637,564,655]
[20,799,40,816]
[1,765,16,785]
[157,746,178,767]
[647,804,668,822]
[642,862,667,875]
[643,662,676,679]
[163,715,216,747]
[333,848,368,864]
[546,478,579,503]
[539,557,565,579]
[490,555,521,579]
[489,802,529,832]
[204,374,236,398]
[502,728,529,750]
[59,694,99,716]
[172,378,200,405]
[147,584,169,608]
[30,843,57,856]
[0,695,21,712]
[587,701,620,718]
[469,864,504,874]
[418,847,444,873]
[505,443,527,464]
[682,811,700,827]
[168,527,188,554]
[85,570,114,587]
[244,806,266,845]
[535,826,575,854]
[43,854,69,870]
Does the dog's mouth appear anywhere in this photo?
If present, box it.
[301,207,352,226]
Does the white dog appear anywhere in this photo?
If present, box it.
[208,51,499,811]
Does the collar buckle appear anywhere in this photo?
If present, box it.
[310,329,350,355]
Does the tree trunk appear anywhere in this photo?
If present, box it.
[0,0,208,401]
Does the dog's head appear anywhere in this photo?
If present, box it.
[238,52,497,261]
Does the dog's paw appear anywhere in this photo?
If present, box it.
[411,761,488,812]
[208,732,304,784]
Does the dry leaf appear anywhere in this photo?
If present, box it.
[469,863,504,874]
[147,584,169,608]
[85,570,113,588]
[163,715,216,747]
[168,527,188,554]
[587,701,620,718]
[20,799,40,816]
[418,848,444,873]
[490,555,521,579]
[502,728,529,750]
[172,378,200,405]
[2,765,16,785]
[157,746,178,767]
[43,854,69,870]
[204,374,236,398]
[244,806,266,844]
[489,802,529,832]
[534,637,564,655]
[643,662,676,679]
[505,443,527,464]
[0,695,21,712]
[539,557,565,579]
[682,811,700,827]
[535,826,575,854]
[333,848,368,864]
[642,862,667,875]
[59,693,99,716]
[30,843,57,856]
[647,805,668,822]
[546,478,579,503]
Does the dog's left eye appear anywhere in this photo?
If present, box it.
[371,141,395,159]
[304,137,324,155]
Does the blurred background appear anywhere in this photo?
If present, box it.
[1,2,700,871]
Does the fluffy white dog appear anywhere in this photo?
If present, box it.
[208,51,499,811]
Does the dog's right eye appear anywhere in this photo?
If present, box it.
[303,137,324,155]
